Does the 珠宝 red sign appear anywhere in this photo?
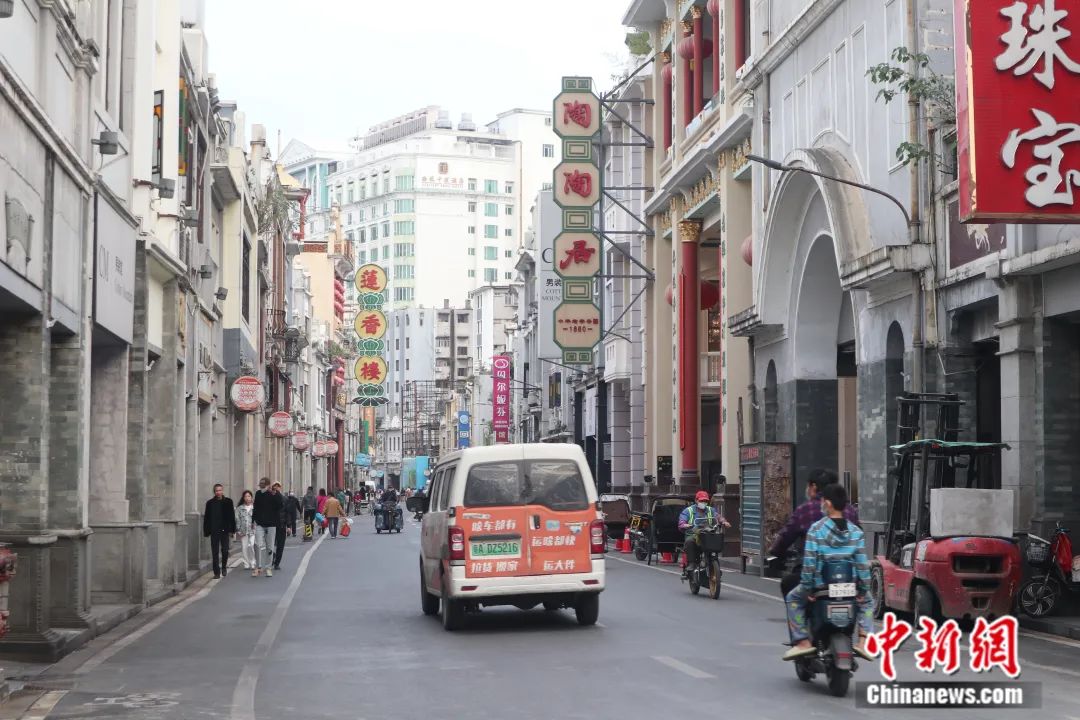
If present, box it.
[956,0,1080,222]
[492,355,511,442]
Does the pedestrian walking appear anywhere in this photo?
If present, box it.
[203,484,236,579]
[272,482,287,571]
[285,490,301,537]
[235,490,255,569]
[252,477,283,577]
[316,489,328,535]
[335,487,347,516]
[324,492,344,538]
[301,486,317,536]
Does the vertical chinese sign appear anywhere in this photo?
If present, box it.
[353,264,390,409]
[492,355,512,443]
[552,77,603,364]
[956,0,1080,221]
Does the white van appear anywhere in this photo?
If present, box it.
[409,444,605,630]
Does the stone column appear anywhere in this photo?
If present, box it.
[677,219,703,487]
[0,316,63,659]
[680,22,693,129]
[48,331,92,632]
[661,53,673,151]
[146,281,182,593]
[691,7,705,116]
[998,278,1038,530]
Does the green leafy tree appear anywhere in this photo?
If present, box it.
[867,47,956,168]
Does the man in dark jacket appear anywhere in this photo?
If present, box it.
[253,477,284,577]
[203,484,236,579]
[769,469,860,595]
[301,487,317,539]
[284,491,301,537]
[272,483,289,570]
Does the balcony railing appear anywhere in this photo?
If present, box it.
[701,352,722,389]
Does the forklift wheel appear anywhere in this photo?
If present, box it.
[870,565,885,620]
[913,585,938,626]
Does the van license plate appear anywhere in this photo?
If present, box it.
[470,540,521,558]
[828,583,856,598]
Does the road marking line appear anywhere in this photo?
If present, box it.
[608,555,782,603]
[652,655,716,679]
[230,532,326,720]
[20,690,67,720]
[74,575,216,675]
[1019,628,1080,650]
[1022,659,1080,679]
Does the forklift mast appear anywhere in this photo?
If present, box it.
[882,393,963,561]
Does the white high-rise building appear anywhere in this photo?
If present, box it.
[291,106,557,311]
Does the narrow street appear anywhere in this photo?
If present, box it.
[3,519,1079,720]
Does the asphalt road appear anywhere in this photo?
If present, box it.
[6,516,1080,719]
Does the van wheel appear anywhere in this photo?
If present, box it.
[420,563,439,616]
[441,576,465,631]
[575,593,600,626]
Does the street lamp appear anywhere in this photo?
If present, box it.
[746,154,915,241]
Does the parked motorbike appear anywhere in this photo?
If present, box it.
[374,500,404,534]
[1018,524,1079,617]
[681,524,724,599]
[790,559,860,697]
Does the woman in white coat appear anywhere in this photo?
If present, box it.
[235,490,256,570]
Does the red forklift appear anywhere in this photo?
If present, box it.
[871,393,1022,625]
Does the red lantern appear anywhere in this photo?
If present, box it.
[676,36,696,59]
[661,61,674,83]
[665,280,720,310]
[701,38,713,59]
[707,0,720,14]
[741,235,753,266]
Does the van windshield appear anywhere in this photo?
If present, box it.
[463,461,588,510]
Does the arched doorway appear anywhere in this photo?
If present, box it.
[790,235,852,498]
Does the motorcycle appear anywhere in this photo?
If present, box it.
[374,500,404,534]
[790,559,860,697]
[1018,524,1079,617]
[681,524,724,599]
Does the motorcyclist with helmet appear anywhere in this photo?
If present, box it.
[678,490,731,576]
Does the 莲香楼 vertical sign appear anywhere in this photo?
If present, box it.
[353,264,389,407]
[552,76,602,364]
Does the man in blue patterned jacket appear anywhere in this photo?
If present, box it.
[782,483,874,661]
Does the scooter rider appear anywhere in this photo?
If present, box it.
[678,491,731,576]
[769,469,860,595]
[782,483,874,661]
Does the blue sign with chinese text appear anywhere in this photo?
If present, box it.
[457,411,471,449]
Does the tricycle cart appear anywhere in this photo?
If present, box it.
[632,494,694,566]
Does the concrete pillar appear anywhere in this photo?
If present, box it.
[998,278,1038,531]
[48,332,91,631]
[90,346,131,523]
[0,317,64,658]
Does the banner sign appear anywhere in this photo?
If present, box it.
[353,264,390,407]
[230,376,264,413]
[492,355,511,444]
[268,411,293,437]
[955,0,1080,221]
[552,76,602,365]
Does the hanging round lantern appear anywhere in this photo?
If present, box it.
[741,235,754,266]
[665,280,721,310]
[676,36,696,59]
[707,0,720,14]
[661,61,674,83]
[701,38,714,59]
